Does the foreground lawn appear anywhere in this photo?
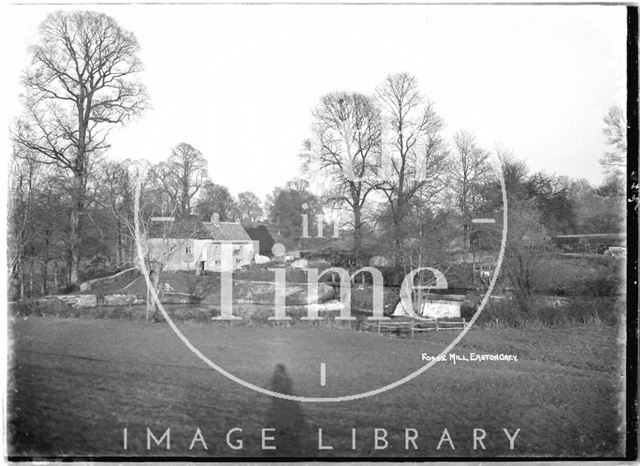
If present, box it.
[8,316,626,458]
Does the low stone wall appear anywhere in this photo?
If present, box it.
[22,293,142,310]
[9,294,202,321]
[9,281,365,323]
[9,298,353,324]
[20,291,201,310]
[102,294,139,306]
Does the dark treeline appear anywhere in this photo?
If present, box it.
[8,143,266,298]
[8,11,626,303]
[299,72,626,265]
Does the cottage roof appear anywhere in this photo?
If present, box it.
[245,225,275,251]
[148,216,252,242]
[206,222,252,241]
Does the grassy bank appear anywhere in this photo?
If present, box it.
[11,293,624,330]
[8,317,625,458]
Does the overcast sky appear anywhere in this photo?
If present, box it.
[1,4,627,201]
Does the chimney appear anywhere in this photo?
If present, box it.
[211,213,220,225]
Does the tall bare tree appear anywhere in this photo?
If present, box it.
[93,159,142,265]
[130,171,198,321]
[237,191,264,223]
[9,144,72,297]
[9,147,41,298]
[195,181,238,221]
[304,91,382,254]
[600,105,626,174]
[152,143,208,215]
[449,130,492,261]
[375,72,448,263]
[12,11,148,285]
[503,199,553,313]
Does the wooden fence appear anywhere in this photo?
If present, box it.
[360,318,467,336]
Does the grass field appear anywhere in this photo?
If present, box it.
[8,316,626,458]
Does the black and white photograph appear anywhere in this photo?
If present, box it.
[1,1,637,461]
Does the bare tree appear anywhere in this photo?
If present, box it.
[570,177,625,233]
[93,158,145,265]
[8,147,41,298]
[375,72,448,263]
[195,181,238,221]
[600,105,626,174]
[237,191,264,223]
[495,149,529,199]
[9,145,72,298]
[131,171,175,321]
[304,91,382,255]
[503,199,553,313]
[152,143,208,215]
[265,179,319,242]
[128,166,198,320]
[449,130,492,261]
[12,10,148,285]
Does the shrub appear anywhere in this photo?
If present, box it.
[539,255,624,297]
[62,283,80,294]
[475,296,624,328]
[460,300,477,321]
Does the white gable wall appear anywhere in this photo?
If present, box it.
[145,238,254,272]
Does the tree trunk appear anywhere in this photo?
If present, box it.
[129,242,135,266]
[181,184,189,215]
[394,229,403,267]
[69,172,84,285]
[67,250,73,286]
[393,205,405,268]
[42,231,50,294]
[53,261,59,292]
[152,268,161,321]
[463,219,469,263]
[353,204,362,257]
[29,257,34,297]
[146,268,154,320]
[41,260,47,295]
[146,265,163,321]
[20,263,25,299]
[116,220,123,266]
[10,257,22,301]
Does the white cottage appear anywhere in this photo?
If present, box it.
[146,213,255,272]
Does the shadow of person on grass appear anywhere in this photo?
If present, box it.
[264,364,308,456]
